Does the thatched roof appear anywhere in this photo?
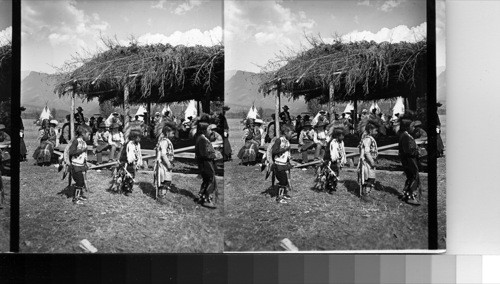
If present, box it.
[0,43,11,101]
[55,42,223,105]
[260,39,427,103]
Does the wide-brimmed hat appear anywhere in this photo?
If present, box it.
[49,120,59,126]
[110,123,119,129]
[254,119,264,125]
[0,124,5,130]
[223,105,230,111]
[362,109,368,113]
[77,106,83,111]
[332,127,346,136]
[98,122,107,129]
[436,102,443,107]
[319,110,327,114]
[283,105,289,110]
[208,124,218,130]
[413,120,422,127]
[20,106,26,111]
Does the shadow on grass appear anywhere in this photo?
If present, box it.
[260,185,278,198]
[343,179,361,197]
[374,181,402,198]
[137,181,198,202]
[56,185,75,199]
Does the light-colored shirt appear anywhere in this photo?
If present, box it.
[329,139,347,164]
[126,141,143,165]
[108,131,124,146]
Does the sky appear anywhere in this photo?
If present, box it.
[225,0,441,73]
[0,0,12,46]
[21,0,223,73]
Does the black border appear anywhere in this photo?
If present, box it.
[427,0,438,250]
[10,0,20,253]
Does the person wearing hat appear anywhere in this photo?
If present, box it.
[313,120,328,160]
[298,121,315,163]
[219,106,232,161]
[436,102,445,157]
[411,120,427,139]
[294,115,303,134]
[0,124,10,146]
[195,121,218,208]
[359,122,378,202]
[74,106,85,125]
[68,125,92,204]
[316,127,347,194]
[279,105,292,125]
[93,122,111,164]
[33,119,58,166]
[207,124,223,143]
[107,123,124,162]
[398,118,421,205]
[237,118,261,165]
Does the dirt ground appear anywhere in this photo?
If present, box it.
[223,118,446,251]
[20,119,223,253]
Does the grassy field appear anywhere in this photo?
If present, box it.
[0,175,10,252]
[20,119,223,253]
[223,118,446,251]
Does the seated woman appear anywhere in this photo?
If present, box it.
[237,118,262,165]
[108,123,124,161]
[33,119,58,166]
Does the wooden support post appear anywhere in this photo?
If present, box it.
[275,83,281,136]
[147,102,151,124]
[353,99,358,131]
[70,91,75,140]
[329,82,335,116]
[124,85,130,139]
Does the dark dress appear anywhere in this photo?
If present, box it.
[398,131,420,200]
[20,118,27,160]
[219,114,232,161]
[195,134,217,201]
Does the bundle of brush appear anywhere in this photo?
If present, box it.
[314,160,338,192]
[110,163,135,194]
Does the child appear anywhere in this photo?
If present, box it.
[119,130,143,195]
[322,128,347,194]
[359,122,378,202]
[298,121,315,163]
[108,123,124,161]
[155,125,175,199]
[271,124,293,204]
[69,125,91,205]
[93,122,110,164]
[195,122,217,209]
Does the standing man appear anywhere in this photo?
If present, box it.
[220,106,232,161]
[20,107,27,161]
[279,105,292,125]
[75,106,85,126]
[398,119,421,205]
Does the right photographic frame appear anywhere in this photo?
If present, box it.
[223,0,445,252]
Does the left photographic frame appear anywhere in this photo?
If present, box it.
[19,0,224,253]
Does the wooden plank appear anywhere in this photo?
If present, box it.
[70,91,75,140]
[275,85,280,136]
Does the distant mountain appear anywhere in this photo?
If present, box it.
[225,70,308,114]
[225,69,238,82]
[437,69,446,103]
[21,71,100,117]
[21,70,31,81]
